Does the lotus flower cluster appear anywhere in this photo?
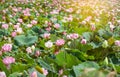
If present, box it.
[0,0,119,77]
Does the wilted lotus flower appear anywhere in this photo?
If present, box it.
[2,56,15,65]
[2,44,12,52]
[0,71,6,77]
[30,71,37,77]
[45,41,53,48]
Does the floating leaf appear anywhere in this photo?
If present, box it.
[14,35,38,46]
[55,51,81,68]
[73,61,100,77]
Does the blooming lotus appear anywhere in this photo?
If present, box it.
[2,56,15,65]
[1,44,12,52]
[45,41,53,48]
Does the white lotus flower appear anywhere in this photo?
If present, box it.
[45,41,53,48]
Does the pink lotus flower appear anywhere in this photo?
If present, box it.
[31,20,37,25]
[26,47,32,54]
[2,56,15,65]
[115,40,120,46]
[11,31,17,37]
[12,7,18,12]
[95,19,100,22]
[18,7,22,11]
[42,68,48,76]
[30,71,37,77]
[35,50,41,57]
[2,44,12,52]
[63,75,67,77]
[14,24,20,29]
[85,16,92,22]
[2,24,8,29]
[56,39,65,46]
[66,8,73,13]
[0,71,6,77]
[67,15,73,21]
[66,34,72,39]
[59,69,63,76]
[16,27,23,34]
[90,23,96,31]
[27,24,33,28]
[67,33,79,39]
[54,23,60,29]
[18,18,23,23]
[81,21,86,25]
[47,22,52,27]
[50,10,59,14]
[62,31,67,35]
[22,8,31,16]
[81,39,87,44]
[72,33,79,39]
[46,27,51,32]
[109,23,115,31]
[2,16,6,20]
[43,33,50,39]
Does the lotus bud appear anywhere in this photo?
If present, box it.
[31,45,35,51]
[102,40,108,48]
